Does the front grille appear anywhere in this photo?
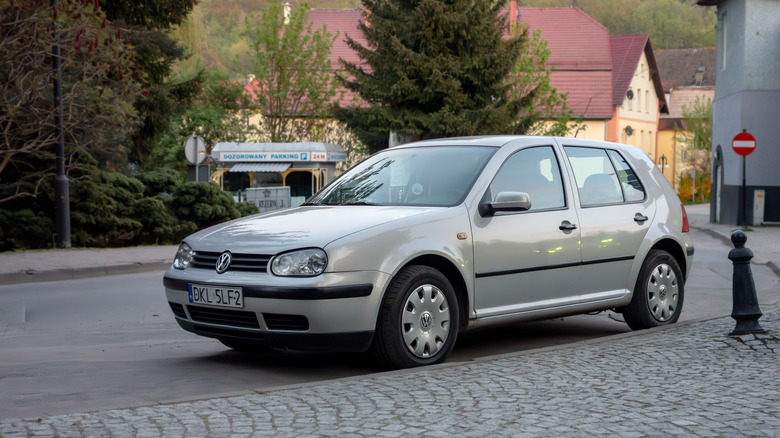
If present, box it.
[187,305,261,329]
[191,251,272,272]
[169,302,187,319]
[263,313,309,331]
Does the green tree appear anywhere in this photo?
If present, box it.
[675,96,712,199]
[508,24,583,136]
[333,0,531,153]
[154,68,259,175]
[239,0,339,142]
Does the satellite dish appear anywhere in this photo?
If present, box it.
[626,89,634,100]
[625,125,634,136]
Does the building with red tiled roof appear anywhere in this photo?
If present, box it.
[607,34,668,161]
[507,7,614,122]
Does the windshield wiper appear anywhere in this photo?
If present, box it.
[341,201,378,206]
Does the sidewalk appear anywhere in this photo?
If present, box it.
[685,203,780,274]
[0,245,178,285]
[0,203,777,286]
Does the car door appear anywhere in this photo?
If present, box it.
[471,145,582,318]
[561,145,655,302]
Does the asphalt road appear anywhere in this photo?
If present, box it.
[1,227,778,420]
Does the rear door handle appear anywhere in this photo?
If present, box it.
[634,213,649,223]
[559,221,578,230]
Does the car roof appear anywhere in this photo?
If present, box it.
[396,135,547,149]
[395,135,633,151]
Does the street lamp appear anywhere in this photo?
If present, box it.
[52,0,71,248]
[658,154,668,171]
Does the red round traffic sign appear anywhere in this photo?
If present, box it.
[732,131,756,156]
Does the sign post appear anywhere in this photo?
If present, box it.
[732,131,756,227]
[185,136,207,182]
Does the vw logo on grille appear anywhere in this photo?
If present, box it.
[215,251,232,274]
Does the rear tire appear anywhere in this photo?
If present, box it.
[372,265,459,369]
[623,249,684,330]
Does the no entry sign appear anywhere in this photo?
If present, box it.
[732,131,756,156]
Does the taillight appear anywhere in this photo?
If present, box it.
[681,204,689,233]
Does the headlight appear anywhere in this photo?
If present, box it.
[271,248,327,277]
[173,242,194,269]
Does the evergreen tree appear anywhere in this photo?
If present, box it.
[100,0,200,170]
[334,0,532,152]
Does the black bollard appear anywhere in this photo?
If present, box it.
[728,230,767,336]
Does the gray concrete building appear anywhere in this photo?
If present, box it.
[695,0,780,225]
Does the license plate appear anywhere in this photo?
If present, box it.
[188,284,244,308]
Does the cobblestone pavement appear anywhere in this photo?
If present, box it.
[1,306,777,437]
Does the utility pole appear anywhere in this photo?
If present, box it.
[52,0,71,247]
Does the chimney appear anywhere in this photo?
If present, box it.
[283,2,292,25]
[694,66,705,86]
[510,0,518,28]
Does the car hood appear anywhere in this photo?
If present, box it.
[185,205,439,253]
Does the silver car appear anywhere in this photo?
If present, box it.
[163,136,694,369]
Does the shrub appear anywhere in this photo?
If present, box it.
[170,182,242,230]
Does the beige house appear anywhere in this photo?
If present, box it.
[607,35,668,162]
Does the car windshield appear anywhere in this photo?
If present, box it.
[308,145,496,206]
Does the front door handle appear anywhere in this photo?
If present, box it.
[559,221,578,230]
[634,213,649,223]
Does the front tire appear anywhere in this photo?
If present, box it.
[372,265,459,369]
[623,249,684,330]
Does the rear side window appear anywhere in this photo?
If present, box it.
[607,150,645,202]
[565,147,645,206]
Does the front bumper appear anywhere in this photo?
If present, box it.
[162,268,391,353]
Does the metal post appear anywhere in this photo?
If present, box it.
[741,155,747,228]
[52,0,71,248]
[728,230,766,336]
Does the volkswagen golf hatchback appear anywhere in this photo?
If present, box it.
[163,136,694,368]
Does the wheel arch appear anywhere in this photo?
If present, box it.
[401,254,470,331]
[651,238,687,280]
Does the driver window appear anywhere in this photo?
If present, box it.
[489,146,565,211]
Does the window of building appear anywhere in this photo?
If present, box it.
[637,89,642,112]
[645,90,649,113]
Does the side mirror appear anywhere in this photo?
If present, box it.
[480,191,532,216]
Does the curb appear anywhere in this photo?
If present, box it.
[0,261,171,286]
